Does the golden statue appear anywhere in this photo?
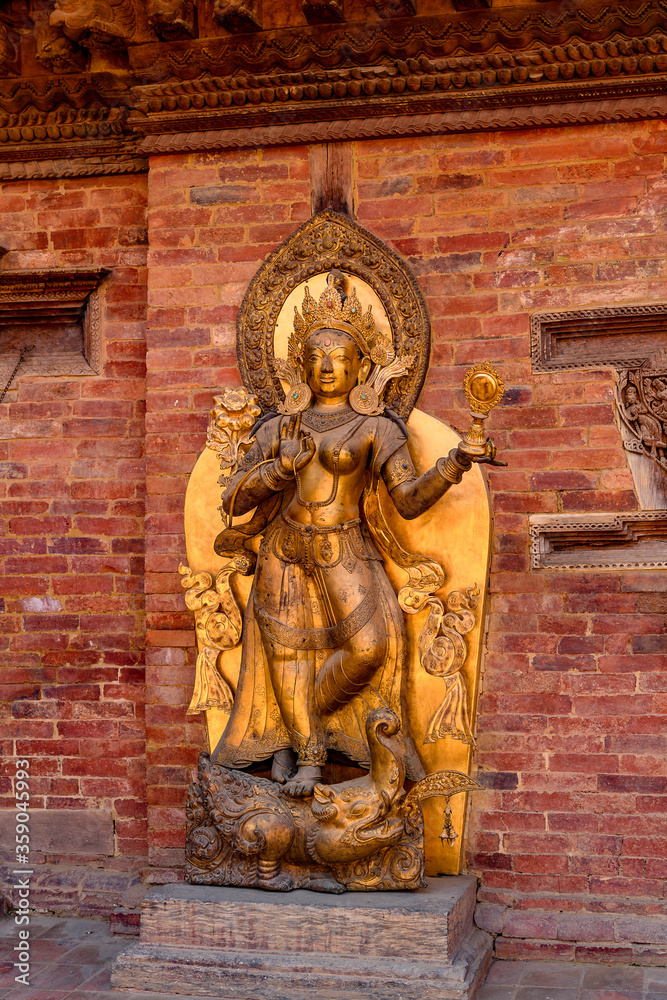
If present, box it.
[180,212,505,892]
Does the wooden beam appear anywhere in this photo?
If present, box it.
[309,142,354,216]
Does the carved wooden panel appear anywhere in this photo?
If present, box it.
[531,304,667,373]
[302,0,344,24]
[213,0,262,33]
[0,269,107,380]
[615,365,667,510]
[148,0,196,39]
[530,512,667,570]
[373,0,415,15]
[49,0,157,48]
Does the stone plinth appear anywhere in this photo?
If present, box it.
[111,877,491,999]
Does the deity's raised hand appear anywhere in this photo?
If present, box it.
[277,413,316,476]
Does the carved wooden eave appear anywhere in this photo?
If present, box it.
[131,72,667,155]
[529,511,667,570]
[124,1,667,79]
[0,71,144,170]
[1,1,667,167]
[0,267,106,316]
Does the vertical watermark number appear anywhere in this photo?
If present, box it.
[14,758,31,986]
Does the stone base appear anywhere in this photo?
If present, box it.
[111,876,492,999]
[0,860,146,918]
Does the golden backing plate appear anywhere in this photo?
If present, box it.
[184,408,491,875]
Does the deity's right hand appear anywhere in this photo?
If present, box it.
[277,413,316,476]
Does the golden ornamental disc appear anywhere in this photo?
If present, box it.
[349,383,380,415]
[462,363,505,416]
[279,382,312,414]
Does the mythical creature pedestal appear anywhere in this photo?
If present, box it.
[111,878,491,1000]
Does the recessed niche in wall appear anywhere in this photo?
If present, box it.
[531,303,667,373]
[530,511,667,570]
[0,268,109,380]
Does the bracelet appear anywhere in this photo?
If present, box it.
[259,460,293,492]
[436,449,471,486]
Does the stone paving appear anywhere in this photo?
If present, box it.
[477,957,667,1000]
[1,912,667,1000]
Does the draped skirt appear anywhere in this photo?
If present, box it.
[211,513,424,781]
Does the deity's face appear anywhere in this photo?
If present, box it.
[304,329,371,404]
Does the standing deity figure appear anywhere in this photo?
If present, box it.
[209,276,497,797]
[181,213,505,891]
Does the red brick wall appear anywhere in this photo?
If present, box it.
[355,122,667,957]
[0,173,149,876]
[4,116,667,945]
[142,121,667,943]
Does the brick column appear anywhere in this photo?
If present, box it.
[143,147,311,873]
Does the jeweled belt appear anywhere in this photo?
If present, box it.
[265,512,368,574]
[254,584,376,650]
[282,513,362,533]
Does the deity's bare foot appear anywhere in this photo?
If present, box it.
[282,765,322,797]
[271,748,297,784]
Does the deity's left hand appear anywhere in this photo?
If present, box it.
[465,437,507,467]
[452,437,507,472]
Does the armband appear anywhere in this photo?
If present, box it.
[436,449,471,486]
[385,453,418,492]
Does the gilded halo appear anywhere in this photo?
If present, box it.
[235,210,431,419]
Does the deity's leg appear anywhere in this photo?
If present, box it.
[264,640,326,796]
[314,562,387,715]
[252,541,326,794]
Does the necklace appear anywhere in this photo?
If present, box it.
[295,416,365,511]
[301,407,357,432]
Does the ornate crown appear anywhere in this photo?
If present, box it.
[288,272,395,369]
[273,271,413,415]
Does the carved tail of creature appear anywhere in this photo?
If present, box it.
[309,709,408,865]
[179,563,242,714]
[403,770,483,846]
[615,370,667,473]
[363,485,477,746]
[367,708,406,813]
[346,709,408,851]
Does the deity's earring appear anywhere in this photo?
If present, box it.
[349,383,380,415]
[281,382,312,414]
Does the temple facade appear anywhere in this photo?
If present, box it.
[2,0,667,962]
